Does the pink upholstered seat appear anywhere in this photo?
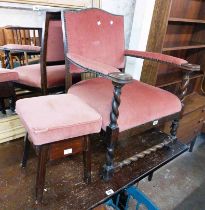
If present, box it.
[16,64,65,88]
[0,44,40,52]
[16,94,102,145]
[68,77,181,132]
[0,69,18,82]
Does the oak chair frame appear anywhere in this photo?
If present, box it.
[62,8,200,181]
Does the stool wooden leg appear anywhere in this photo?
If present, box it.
[189,137,197,152]
[0,98,6,114]
[36,144,49,203]
[21,133,30,168]
[9,95,16,113]
[83,135,91,184]
[148,172,154,181]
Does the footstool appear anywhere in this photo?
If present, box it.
[0,69,18,114]
[16,94,102,203]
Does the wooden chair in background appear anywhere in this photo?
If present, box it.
[0,26,41,68]
[7,12,66,96]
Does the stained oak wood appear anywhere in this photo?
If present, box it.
[156,71,204,87]
[201,122,205,134]
[178,106,205,140]
[141,0,205,145]
[163,41,205,51]
[169,0,205,20]
[140,0,172,85]
[169,17,205,24]
[183,92,205,115]
[49,136,84,161]
[163,93,205,144]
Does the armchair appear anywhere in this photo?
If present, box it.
[62,8,200,180]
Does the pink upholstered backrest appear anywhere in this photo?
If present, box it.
[64,9,125,70]
[46,20,65,62]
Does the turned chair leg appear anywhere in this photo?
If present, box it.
[83,135,91,184]
[170,118,179,143]
[102,81,123,181]
[21,133,30,168]
[0,98,6,114]
[102,127,118,181]
[36,144,49,203]
[189,137,197,152]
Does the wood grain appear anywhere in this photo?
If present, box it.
[140,0,172,85]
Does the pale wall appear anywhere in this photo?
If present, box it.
[0,3,44,27]
[101,0,136,49]
[101,0,156,80]
[126,0,156,80]
[0,1,156,79]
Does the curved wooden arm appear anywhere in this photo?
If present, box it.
[125,50,200,71]
[67,53,133,84]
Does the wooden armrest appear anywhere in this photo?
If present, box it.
[4,26,42,31]
[124,50,200,71]
[67,53,133,84]
[0,44,41,53]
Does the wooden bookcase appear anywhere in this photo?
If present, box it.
[141,0,205,144]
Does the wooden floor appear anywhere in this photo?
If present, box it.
[0,112,25,144]
[0,129,187,209]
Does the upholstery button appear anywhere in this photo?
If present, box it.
[97,21,101,25]
[110,20,114,25]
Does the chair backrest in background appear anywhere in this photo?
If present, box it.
[46,19,64,62]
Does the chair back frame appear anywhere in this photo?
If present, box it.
[40,11,65,95]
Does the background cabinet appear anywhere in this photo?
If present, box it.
[141,0,205,144]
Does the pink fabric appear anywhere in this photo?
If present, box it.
[16,94,102,145]
[68,77,182,132]
[0,44,40,52]
[125,50,188,66]
[46,20,65,62]
[64,9,125,73]
[16,64,65,88]
[0,69,18,82]
[70,64,84,74]
[67,53,120,75]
